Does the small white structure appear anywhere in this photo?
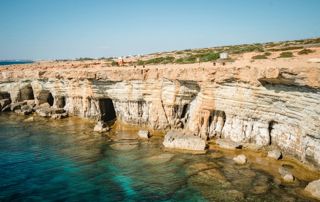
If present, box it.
[219,52,228,59]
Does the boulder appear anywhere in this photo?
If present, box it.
[305,179,320,200]
[36,108,52,117]
[268,149,282,160]
[51,113,68,119]
[233,154,247,165]
[216,139,242,150]
[163,130,206,151]
[24,117,34,122]
[278,166,295,183]
[20,105,33,115]
[93,121,110,132]
[137,130,150,139]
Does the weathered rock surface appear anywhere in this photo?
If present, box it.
[305,179,320,200]
[163,130,206,151]
[216,139,242,150]
[233,154,247,165]
[93,121,110,132]
[0,52,320,167]
[137,130,150,139]
[278,166,295,183]
[268,149,282,160]
[23,116,34,122]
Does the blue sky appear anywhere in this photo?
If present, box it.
[0,0,320,60]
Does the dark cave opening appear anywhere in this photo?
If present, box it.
[181,104,188,118]
[99,98,116,122]
[19,85,34,101]
[268,120,277,145]
[47,92,54,106]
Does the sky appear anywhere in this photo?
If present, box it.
[0,0,320,60]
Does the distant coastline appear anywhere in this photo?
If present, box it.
[0,60,33,66]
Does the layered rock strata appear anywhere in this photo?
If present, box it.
[0,58,319,168]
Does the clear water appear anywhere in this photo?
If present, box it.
[0,113,316,201]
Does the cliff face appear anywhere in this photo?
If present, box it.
[0,57,319,167]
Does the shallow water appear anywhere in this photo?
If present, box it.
[0,113,317,201]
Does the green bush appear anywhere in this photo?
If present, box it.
[198,52,220,62]
[111,61,118,66]
[251,52,271,59]
[227,44,264,54]
[252,54,268,59]
[268,46,303,52]
[278,51,294,58]
[75,57,94,61]
[137,60,145,65]
[298,49,314,55]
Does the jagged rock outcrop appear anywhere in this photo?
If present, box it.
[0,55,319,168]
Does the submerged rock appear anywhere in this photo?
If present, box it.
[137,130,150,139]
[51,113,68,119]
[93,121,110,132]
[144,153,175,164]
[268,149,282,160]
[305,179,320,200]
[233,154,247,165]
[278,166,295,183]
[110,142,138,151]
[23,116,34,122]
[216,139,242,150]
[163,130,206,151]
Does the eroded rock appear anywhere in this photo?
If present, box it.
[278,166,295,183]
[93,121,110,132]
[268,149,282,160]
[163,130,206,151]
[137,130,150,139]
[305,179,320,200]
[233,154,247,165]
[216,139,242,150]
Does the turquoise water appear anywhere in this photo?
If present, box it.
[0,113,315,201]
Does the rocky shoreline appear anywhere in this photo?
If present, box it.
[1,51,320,199]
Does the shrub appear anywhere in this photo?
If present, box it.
[278,51,294,58]
[198,52,220,62]
[298,49,314,55]
[252,54,268,59]
[137,60,145,65]
[268,46,303,52]
[76,57,94,61]
[251,52,271,59]
[111,61,118,66]
[175,55,197,64]
[227,44,264,54]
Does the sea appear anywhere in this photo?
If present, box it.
[0,60,33,66]
[0,113,316,201]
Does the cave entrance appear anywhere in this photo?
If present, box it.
[37,90,54,106]
[19,85,34,101]
[99,98,116,123]
[47,92,54,106]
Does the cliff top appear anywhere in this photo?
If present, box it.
[0,42,320,89]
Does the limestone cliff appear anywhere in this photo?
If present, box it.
[0,53,319,168]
